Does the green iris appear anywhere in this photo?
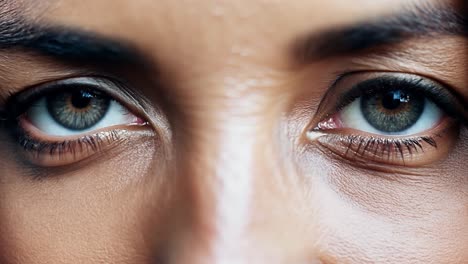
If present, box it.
[46,90,111,130]
[361,90,425,133]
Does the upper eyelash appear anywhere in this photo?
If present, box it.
[2,75,147,122]
[6,82,110,121]
[335,75,466,123]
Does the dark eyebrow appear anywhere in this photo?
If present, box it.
[293,2,468,62]
[0,18,146,66]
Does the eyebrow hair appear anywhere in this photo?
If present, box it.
[0,18,145,65]
[0,2,465,67]
[293,2,468,62]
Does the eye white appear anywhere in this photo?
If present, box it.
[340,97,443,136]
[27,98,136,137]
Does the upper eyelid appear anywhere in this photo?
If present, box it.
[5,76,147,120]
[340,77,453,111]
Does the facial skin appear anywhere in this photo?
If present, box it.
[0,0,467,263]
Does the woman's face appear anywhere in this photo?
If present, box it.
[0,0,467,263]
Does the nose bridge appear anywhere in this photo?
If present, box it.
[180,114,264,260]
[169,81,287,260]
[172,113,319,263]
[165,70,320,262]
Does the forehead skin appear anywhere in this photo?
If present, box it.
[0,0,467,263]
[29,0,410,73]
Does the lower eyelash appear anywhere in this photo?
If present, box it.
[341,135,438,162]
[15,128,123,160]
[311,132,440,164]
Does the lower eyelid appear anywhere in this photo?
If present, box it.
[13,117,152,167]
[17,130,124,167]
[314,135,445,167]
[307,121,459,167]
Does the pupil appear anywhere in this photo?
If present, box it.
[71,91,92,109]
[382,91,403,110]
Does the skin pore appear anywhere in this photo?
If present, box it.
[0,0,467,263]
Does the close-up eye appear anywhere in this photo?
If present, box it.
[4,77,149,167]
[309,73,466,166]
[339,84,442,136]
[28,89,139,136]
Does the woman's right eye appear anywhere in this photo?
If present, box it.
[27,89,142,136]
[5,77,150,167]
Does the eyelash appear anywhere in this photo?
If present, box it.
[16,128,121,158]
[335,76,461,120]
[311,131,442,165]
[337,134,438,162]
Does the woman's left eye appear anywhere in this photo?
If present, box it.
[27,89,141,136]
[308,73,465,166]
[336,89,443,136]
